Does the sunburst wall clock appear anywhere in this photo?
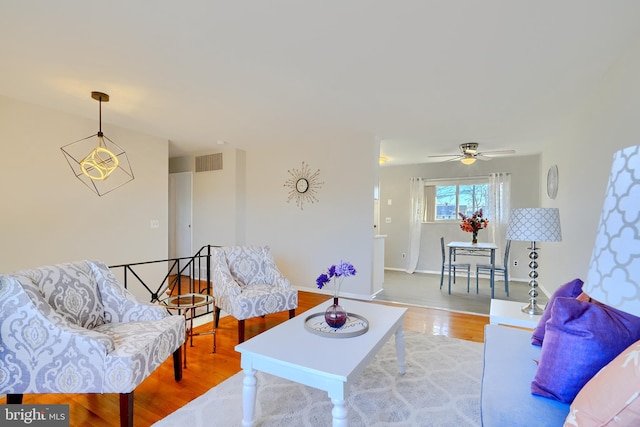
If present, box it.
[284,161,323,210]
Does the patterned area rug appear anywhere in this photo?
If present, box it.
[153,332,483,427]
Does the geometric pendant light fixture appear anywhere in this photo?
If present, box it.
[60,91,134,196]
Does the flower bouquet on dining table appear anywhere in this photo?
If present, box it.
[459,209,489,244]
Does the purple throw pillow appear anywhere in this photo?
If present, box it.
[531,297,640,403]
[531,278,583,346]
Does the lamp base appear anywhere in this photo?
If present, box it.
[521,302,544,316]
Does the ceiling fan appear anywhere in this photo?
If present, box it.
[428,142,516,165]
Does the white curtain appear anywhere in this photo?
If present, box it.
[405,177,424,274]
[487,173,511,253]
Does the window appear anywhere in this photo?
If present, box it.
[423,178,489,222]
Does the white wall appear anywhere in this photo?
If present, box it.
[0,95,169,300]
[172,129,379,299]
[378,31,640,298]
[9,30,640,302]
[379,155,540,279]
[541,34,640,294]
[170,148,247,250]
[244,130,377,298]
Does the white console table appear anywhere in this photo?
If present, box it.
[489,299,541,329]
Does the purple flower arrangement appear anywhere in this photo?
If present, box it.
[316,261,357,298]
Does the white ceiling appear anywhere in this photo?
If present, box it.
[2,1,640,165]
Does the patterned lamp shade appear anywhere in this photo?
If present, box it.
[583,145,640,317]
[505,208,562,242]
[505,207,562,314]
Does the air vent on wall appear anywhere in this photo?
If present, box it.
[195,153,223,172]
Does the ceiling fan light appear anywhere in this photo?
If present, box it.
[460,157,476,165]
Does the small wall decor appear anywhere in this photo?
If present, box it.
[284,161,323,210]
[546,164,559,199]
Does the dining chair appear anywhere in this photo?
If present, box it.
[440,237,471,292]
[476,240,511,296]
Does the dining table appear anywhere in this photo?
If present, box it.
[447,241,499,298]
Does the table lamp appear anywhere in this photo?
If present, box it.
[583,145,640,317]
[505,208,562,315]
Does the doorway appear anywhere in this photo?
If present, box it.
[169,172,193,276]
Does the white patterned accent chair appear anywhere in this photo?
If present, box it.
[211,246,298,343]
[0,260,185,427]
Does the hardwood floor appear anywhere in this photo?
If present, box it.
[1,291,488,427]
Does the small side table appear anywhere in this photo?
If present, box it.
[160,293,216,368]
[489,299,541,329]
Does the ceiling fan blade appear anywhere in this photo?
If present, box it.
[427,154,461,158]
[479,149,516,156]
[428,144,515,163]
[427,154,462,159]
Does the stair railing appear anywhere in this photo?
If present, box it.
[109,244,217,304]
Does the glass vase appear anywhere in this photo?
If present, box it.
[472,231,478,244]
[325,297,347,328]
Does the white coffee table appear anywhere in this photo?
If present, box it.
[235,299,407,427]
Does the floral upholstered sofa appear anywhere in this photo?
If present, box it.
[0,260,185,427]
[211,246,298,343]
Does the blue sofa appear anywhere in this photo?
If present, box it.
[481,324,570,426]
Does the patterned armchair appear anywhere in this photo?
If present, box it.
[211,246,298,343]
[0,260,185,427]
